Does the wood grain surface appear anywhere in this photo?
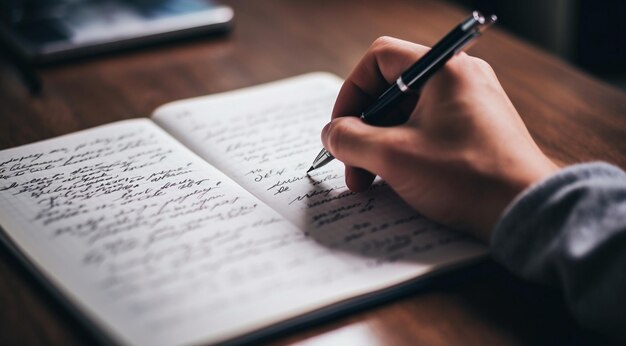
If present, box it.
[0,0,625,345]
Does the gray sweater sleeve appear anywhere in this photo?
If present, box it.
[491,162,626,342]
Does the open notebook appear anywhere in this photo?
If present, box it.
[0,73,486,345]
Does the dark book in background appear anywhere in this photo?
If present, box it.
[0,0,233,95]
[0,0,233,64]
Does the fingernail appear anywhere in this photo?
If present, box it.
[321,121,332,149]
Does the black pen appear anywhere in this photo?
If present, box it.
[307,11,497,173]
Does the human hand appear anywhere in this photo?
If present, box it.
[322,37,558,242]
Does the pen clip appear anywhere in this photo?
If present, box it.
[454,14,497,55]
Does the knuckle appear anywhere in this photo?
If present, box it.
[371,36,394,48]
[446,52,472,74]
[441,54,495,82]
[369,36,397,55]
[470,56,494,73]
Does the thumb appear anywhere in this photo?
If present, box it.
[321,116,390,174]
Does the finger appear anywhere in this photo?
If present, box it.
[321,117,393,174]
[321,118,384,191]
[330,37,429,191]
[345,166,376,192]
[332,37,430,120]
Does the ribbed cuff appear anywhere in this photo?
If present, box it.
[490,161,625,267]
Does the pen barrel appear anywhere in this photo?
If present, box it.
[360,12,487,127]
[360,84,405,125]
[401,27,474,90]
[361,13,483,125]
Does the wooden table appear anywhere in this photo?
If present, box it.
[1,0,625,344]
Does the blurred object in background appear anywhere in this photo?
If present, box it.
[452,0,626,91]
[0,0,233,64]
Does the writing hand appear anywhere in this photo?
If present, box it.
[322,37,558,241]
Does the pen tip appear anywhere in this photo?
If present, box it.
[306,167,313,174]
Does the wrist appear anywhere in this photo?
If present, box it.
[476,155,559,242]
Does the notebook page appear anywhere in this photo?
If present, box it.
[0,119,300,344]
[0,118,473,346]
[153,73,487,278]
